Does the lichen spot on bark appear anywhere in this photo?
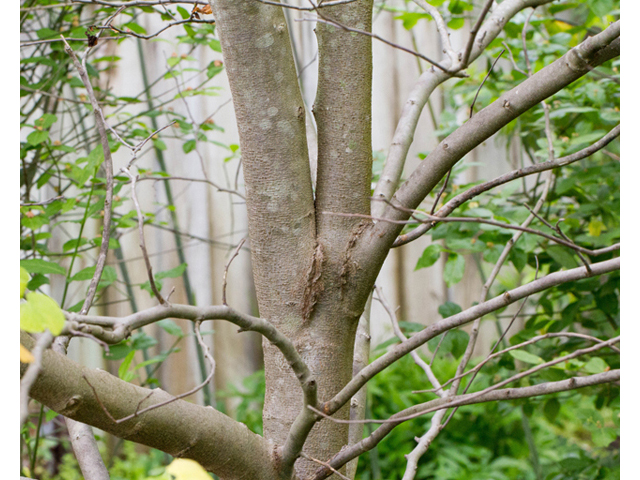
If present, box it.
[277,119,295,138]
[256,33,274,49]
[259,118,272,131]
[267,106,279,117]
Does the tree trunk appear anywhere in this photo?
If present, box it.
[209,1,375,477]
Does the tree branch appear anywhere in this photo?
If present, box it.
[371,0,556,217]
[20,332,278,480]
[393,124,620,247]
[322,257,619,416]
[310,369,619,479]
[388,21,620,222]
[20,332,54,426]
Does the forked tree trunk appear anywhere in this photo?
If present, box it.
[210,1,374,478]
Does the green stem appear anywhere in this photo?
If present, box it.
[30,404,45,475]
[521,407,543,480]
[61,182,95,309]
[135,38,211,405]
[113,246,155,379]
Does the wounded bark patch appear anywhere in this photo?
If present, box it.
[340,221,371,297]
[302,242,324,321]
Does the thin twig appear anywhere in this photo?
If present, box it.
[461,0,494,67]
[324,209,619,257]
[393,124,621,247]
[254,0,358,10]
[101,17,214,41]
[82,321,215,423]
[300,16,464,76]
[375,286,444,396]
[222,238,246,305]
[301,453,350,480]
[21,196,66,207]
[309,337,619,426]
[122,169,166,305]
[61,35,114,315]
[415,331,619,394]
[469,49,505,118]
[522,8,536,76]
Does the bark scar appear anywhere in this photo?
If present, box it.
[302,242,324,322]
[340,221,370,297]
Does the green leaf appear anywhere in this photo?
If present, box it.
[176,5,190,19]
[87,144,105,172]
[132,331,158,350]
[415,244,441,270]
[546,246,579,269]
[509,349,544,365]
[27,130,50,146]
[45,409,59,422]
[20,292,65,335]
[438,301,462,318]
[207,64,224,79]
[209,39,222,52]
[447,18,465,30]
[156,263,187,280]
[583,357,608,374]
[543,398,561,422]
[36,114,58,129]
[183,139,196,153]
[20,259,66,275]
[118,350,136,382]
[141,279,163,297]
[70,266,98,282]
[588,219,605,237]
[20,267,31,297]
[157,319,184,337]
[104,341,132,360]
[588,0,613,17]
[427,329,469,359]
[123,22,146,35]
[443,254,465,287]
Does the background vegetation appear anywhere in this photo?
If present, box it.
[20,0,619,479]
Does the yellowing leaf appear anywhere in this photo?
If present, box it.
[588,219,605,237]
[20,343,35,363]
[20,292,65,335]
[165,459,211,480]
[20,267,31,297]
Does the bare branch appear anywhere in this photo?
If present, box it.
[83,321,215,423]
[254,0,359,10]
[222,238,246,305]
[101,18,215,41]
[20,332,54,426]
[460,0,494,67]
[61,36,115,315]
[321,257,619,416]
[66,419,110,480]
[20,332,278,480]
[309,370,619,480]
[122,168,167,305]
[371,0,557,216]
[326,208,620,257]
[376,286,444,396]
[393,124,621,247]
[65,303,315,405]
[411,0,454,60]
[303,16,458,75]
[136,174,245,199]
[416,332,621,394]
[347,292,372,479]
